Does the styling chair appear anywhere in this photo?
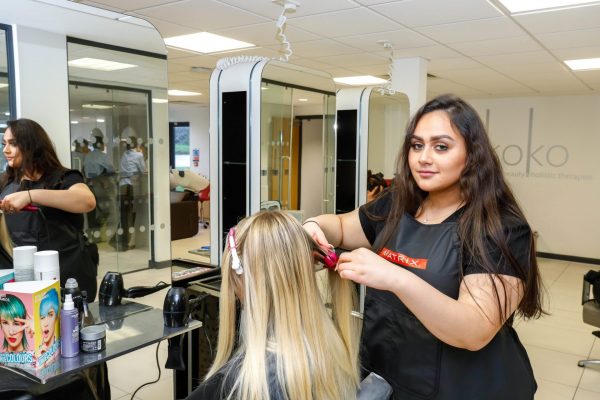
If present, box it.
[578,270,600,368]
[198,185,210,229]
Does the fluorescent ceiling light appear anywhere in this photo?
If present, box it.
[168,90,201,96]
[0,123,6,128]
[164,32,255,54]
[0,83,8,89]
[152,98,169,103]
[69,57,137,71]
[4,112,9,116]
[564,57,600,70]
[298,98,308,102]
[96,119,105,123]
[70,121,79,124]
[496,0,600,14]
[82,103,113,109]
[334,75,388,86]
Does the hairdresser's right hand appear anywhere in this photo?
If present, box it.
[0,191,30,213]
[302,219,332,250]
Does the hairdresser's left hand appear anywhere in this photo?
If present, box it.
[0,191,30,213]
[337,248,399,291]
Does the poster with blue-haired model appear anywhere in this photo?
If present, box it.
[0,280,61,368]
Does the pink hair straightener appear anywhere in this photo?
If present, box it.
[314,246,339,270]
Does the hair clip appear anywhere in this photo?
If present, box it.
[314,246,338,270]
[227,228,244,275]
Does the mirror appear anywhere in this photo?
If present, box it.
[366,91,410,185]
[67,40,168,274]
[1,1,170,277]
[206,59,336,266]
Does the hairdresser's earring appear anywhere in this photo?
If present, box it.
[228,228,244,275]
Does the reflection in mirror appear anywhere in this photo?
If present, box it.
[260,82,336,222]
[367,91,410,191]
[67,39,168,274]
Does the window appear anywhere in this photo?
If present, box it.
[169,122,190,169]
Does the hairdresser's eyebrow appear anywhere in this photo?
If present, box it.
[410,134,455,141]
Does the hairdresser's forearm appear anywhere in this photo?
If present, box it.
[306,209,369,250]
[29,183,96,213]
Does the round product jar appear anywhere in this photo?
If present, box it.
[80,325,106,353]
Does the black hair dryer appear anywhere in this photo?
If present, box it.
[163,287,207,371]
[99,271,170,307]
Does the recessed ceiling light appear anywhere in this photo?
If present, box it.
[82,103,113,109]
[70,121,79,124]
[96,118,105,123]
[69,58,137,71]
[168,90,202,96]
[298,98,308,102]
[4,112,9,116]
[0,83,8,89]
[0,123,7,128]
[496,0,600,14]
[152,98,169,103]
[333,76,388,86]
[164,32,255,54]
[564,57,600,71]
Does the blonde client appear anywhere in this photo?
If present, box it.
[186,210,360,400]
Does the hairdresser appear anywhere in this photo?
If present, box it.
[303,94,543,399]
[0,118,99,300]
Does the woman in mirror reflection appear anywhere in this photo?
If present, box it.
[0,118,98,300]
[302,94,543,399]
[187,210,360,400]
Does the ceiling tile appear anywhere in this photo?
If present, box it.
[168,70,209,83]
[139,0,269,32]
[574,70,600,85]
[214,22,321,47]
[515,4,600,34]
[475,51,557,67]
[265,39,360,59]
[450,35,543,57]
[373,45,463,60]
[536,28,600,50]
[128,12,197,37]
[334,28,435,51]
[82,0,177,12]
[436,67,533,91]
[217,0,359,19]
[287,8,402,38]
[552,46,600,60]
[415,17,524,44]
[427,57,485,73]
[314,52,389,68]
[80,0,127,12]
[372,0,502,28]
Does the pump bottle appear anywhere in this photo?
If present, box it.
[61,293,80,357]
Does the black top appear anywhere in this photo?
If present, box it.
[187,354,285,400]
[1,170,84,246]
[359,190,532,277]
[357,191,536,400]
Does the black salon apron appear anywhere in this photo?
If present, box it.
[360,213,536,400]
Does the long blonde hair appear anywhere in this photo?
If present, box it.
[206,210,360,400]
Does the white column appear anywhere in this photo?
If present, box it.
[391,57,428,116]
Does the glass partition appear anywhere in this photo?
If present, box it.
[67,40,167,274]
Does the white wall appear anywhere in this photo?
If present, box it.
[13,25,71,164]
[168,103,210,177]
[300,118,324,219]
[469,94,600,259]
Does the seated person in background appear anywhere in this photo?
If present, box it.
[169,169,209,193]
[187,210,360,400]
[366,170,387,202]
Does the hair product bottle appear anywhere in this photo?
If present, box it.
[60,294,80,357]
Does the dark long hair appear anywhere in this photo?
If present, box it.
[0,118,67,190]
[377,94,543,322]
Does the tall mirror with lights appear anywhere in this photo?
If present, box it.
[208,59,336,267]
[67,39,168,274]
